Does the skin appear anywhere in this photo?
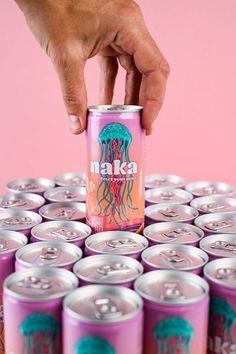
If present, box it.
[15,0,170,135]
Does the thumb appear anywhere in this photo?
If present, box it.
[54,51,87,134]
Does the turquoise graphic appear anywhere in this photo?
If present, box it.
[19,313,61,354]
[96,123,137,226]
[209,295,236,343]
[153,317,194,354]
[74,335,115,354]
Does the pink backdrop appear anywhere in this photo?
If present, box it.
[1,0,236,193]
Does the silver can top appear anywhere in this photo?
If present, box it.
[204,258,236,289]
[88,105,143,113]
[39,202,86,221]
[0,210,42,231]
[0,193,45,211]
[145,204,199,223]
[190,195,236,214]
[4,267,78,301]
[44,186,86,203]
[0,230,27,254]
[145,174,185,190]
[73,255,143,284]
[145,188,193,205]
[31,220,91,243]
[16,241,82,268]
[63,285,143,323]
[200,234,236,258]
[143,222,204,245]
[195,213,236,234]
[85,231,148,256]
[185,181,234,197]
[55,172,86,188]
[141,244,208,271]
[135,270,209,305]
[6,178,55,194]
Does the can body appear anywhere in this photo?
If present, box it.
[86,105,144,233]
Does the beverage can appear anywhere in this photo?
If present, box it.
[145,188,193,206]
[195,212,236,235]
[191,195,236,214]
[145,174,185,190]
[55,172,86,187]
[200,234,236,261]
[6,177,55,195]
[39,201,86,222]
[44,186,86,203]
[0,210,42,236]
[0,192,45,212]
[186,181,234,197]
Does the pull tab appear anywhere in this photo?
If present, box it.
[50,228,78,240]
[159,209,179,218]
[202,186,217,195]
[17,276,52,290]
[201,203,225,212]
[216,268,236,280]
[16,183,38,191]
[160,282,184,300]
[106,238,138,249]
[63,190,78,199]
[160,250,185,263]
[71,177,85,186]
[97,263,129,276]
[0,240,8,252]
[40,247,60,260]
[160,192,174,200]
[93,297,122,320]
[154,178,166,186]
[4,216,32,226]
[163,228,191,239]
[56,208,75,220]
[205,221,233,231]
[1,199,27,208]
[211,241,236,253]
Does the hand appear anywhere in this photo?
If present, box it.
[15,0,170,135]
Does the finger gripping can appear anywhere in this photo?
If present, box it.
[86,105,144,233]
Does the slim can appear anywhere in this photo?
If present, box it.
[185,180,234,197]
[145,174,185,190]
[3,267,78,354]
[73,254,143,288]
[63,284,143,354]
[0,210,42,236]
[204,258,236,353]
[44,186,86,203]
[195,212,236,236]
[86,105,144,233]
[145,188,193,207]
[6,177,55,195]
[31,220,91,248]
[135,270,209,354]
[200,234,236,261]
[0,193,45,212]
[15,241,83,271]
[190,195,236,214]
[39,201,86,222]
[55,172,86,188]
[0,230,27,354]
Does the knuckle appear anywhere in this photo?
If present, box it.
[63,90,82,110]
[159,58,170,78]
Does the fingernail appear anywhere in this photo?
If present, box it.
[146,128,153,136]
[69,115,81,132]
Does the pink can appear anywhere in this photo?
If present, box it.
[185,180,234,197]
[135,270,209,354]
[195,212,236,236]
[0,192,45,212]
[85,231,148,259]
[145,188,193,207]
[3,267,78,354]
[145,174,185,190]
[39,201,86,222]
[6,177,55,195]
[44,186,86,203]
[200,234,236,261]
[15,241,83,271]
[55,172,86,188]
[73,254,143,288]
[141,244,208,275]
[31,220,91,248]
[0,209,42,236]
[204,258,236,353]
[63,285,143,354]
[190,195,236,214]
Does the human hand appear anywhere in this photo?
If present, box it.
[15,0,169,135]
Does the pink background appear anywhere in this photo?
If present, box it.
[1,0,236,193]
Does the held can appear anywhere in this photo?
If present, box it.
[200,234,236,261]
[3,267,78,354]
[0,230,28,354]
[0,192,45,212]
[135,270,209,354]
[204,258,236,353]
[86,105,144,233]
[63,285,143,354]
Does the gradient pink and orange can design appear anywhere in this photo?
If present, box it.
[86,105,144,233]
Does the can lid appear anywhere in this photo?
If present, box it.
[31,220,91,242]
[145,188,193,205]
[6,178,55,194]
[0,230,27,254]
[88,105,143,113]
[204,258,236,289]
[16,241,82,268]
[55,172,86,187]
[141,244,208,271]
[39,202,86,221]
[4,267,78,301]
[0,193,45,211]
[200,234,236,258]
[73,255,143,284]
[145,174,185,190]
[0,210,42,231]
[85,231,148,255]
[195,213,236,233]
[44,186,86,203]
[145,204,198,223]
[186,181,234,197]
[190,196,236,214]
[135,270,209,305]
[63,285,143,323]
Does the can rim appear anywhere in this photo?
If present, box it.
[0,210,42,230]
[44,186,86,203]
[145,188,193,205]
[39,201,86,220]
[145,174,186,189]
[0,192,45,211]
[88,105,143,113]
[200,234,236,258]
[0,230,28,254]
[203,257,236,289]
[194,212,236,233]
[6,178,55,194]
[54,172,86,187]
[185,181,234,197]
[145,204,199,222]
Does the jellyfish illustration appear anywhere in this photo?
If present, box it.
[74,335,115,354]
[153,317,194,354]
[209,295,236,344]
[96,122,137,226]
[19,312,61,354]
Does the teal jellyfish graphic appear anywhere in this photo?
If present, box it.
[96,122,137,226]
[19,312,61,354]
[153,317,194,354]
[74,335,116,354]
[209,295,236,344]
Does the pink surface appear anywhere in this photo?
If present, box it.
[1,1,236,193]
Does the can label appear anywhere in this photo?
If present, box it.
[87,110,144,233]
[0,299,4,354]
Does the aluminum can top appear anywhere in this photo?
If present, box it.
[204,258,236,289]
[39,202,86,221]
[145,174,185,190]
[55,172,86,187]
[0,210,42,231]
[44,186,86,203]
[88,105,143,113]
[200,234,236,258]
[6,178,55,194]
[0,230,27,254]
[145,188,193,205]
[190,195,236,214]
[0,193,45,211]
[145,204,199,223]
[185,181,234,197]
[195,213,236,234]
